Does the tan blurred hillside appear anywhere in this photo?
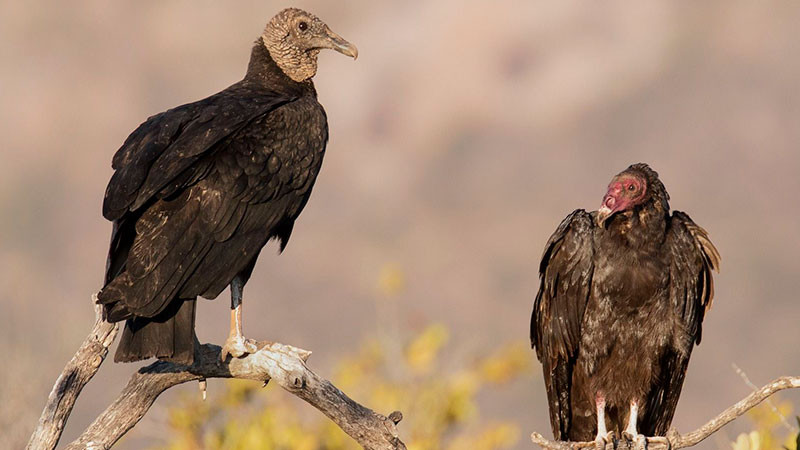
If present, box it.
[1,1,800,448]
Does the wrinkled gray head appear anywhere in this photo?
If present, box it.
[262,8,358,82]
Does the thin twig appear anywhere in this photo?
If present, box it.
[732,363,795,433]
[531,376,800,449]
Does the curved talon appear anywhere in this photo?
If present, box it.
[595,431,615,450]
[622,431,635,441]
[594,437,605,450]
[622,432,646,450]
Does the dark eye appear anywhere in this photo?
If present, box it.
[627,184,636,191]
[298,21,308,31]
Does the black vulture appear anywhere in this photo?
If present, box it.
[96,8,357,365]
[530,163,720,447]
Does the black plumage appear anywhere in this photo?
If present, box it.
[530,163,720,443]
[96,8,357,365]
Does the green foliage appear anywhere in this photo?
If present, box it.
[731,400,799,450]
[156,324,531,450]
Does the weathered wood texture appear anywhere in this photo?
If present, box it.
[65,342,405,450]
[27,301,118,450]
[29,304,405,450]
[531,376,800,449]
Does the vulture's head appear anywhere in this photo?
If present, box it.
[261,8,358,82]
[596,163,670,227]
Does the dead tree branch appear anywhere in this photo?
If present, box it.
[27,300,118,450]
[531,375,800,449]
[30,302,406,450]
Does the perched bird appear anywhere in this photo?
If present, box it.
[96,8,357,365]
[530,163,720,447]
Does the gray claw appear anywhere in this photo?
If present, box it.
[595,431,615,450]
[622,431,646,450]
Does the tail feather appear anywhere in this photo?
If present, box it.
[114,298,197,365]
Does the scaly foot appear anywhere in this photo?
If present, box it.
[595,431,615,450]
[622,431,646,450]
[220,334,258,361]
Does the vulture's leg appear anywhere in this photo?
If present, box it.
[622,401,646,450]
[220,276,258,361]
[594,393,614,450]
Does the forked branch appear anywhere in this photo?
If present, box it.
[531,376,800,449]
[26,300,118,450]
[29,299,406,450]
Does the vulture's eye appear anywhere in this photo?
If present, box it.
[628,184,636,191]
[298,21,308,31]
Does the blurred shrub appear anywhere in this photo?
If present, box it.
[731,400,799,450]
[155,324,531,450]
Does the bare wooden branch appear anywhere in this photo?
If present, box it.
[531,375,800,449]
[63,341,406,450]
[30,299,405,450]
[27,300,118,450]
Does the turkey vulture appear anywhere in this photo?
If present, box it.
[530,163,720,447]
[96,8,357,365]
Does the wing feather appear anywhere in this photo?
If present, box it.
[103,86,295,220]
[98,86,317,319]
[642,210,720,435]
[531,209,596,439]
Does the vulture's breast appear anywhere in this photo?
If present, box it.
[593,247,669,313]
[579,246,673,404]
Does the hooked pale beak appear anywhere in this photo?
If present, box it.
[320,26,358,59]
[596,194,617,227]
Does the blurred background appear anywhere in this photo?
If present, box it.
[2,1,799,448]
